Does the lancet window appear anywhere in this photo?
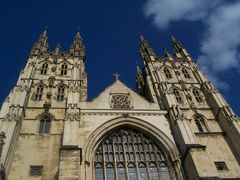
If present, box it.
[39,114,51,133]
[34,85,44,101]
[40,62,48,75]
[182,67,191,79]
[94,128,171,180]
[173,88,183,104]
[56,85,65,101]
[163,67,172,79]
[192,89,203,103]
[195,116,208,132]
[60,63,68,75]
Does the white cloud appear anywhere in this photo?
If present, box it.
[144,0,240,90]
[144,0,222,28]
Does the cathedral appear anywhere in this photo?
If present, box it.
[0,29,239,180]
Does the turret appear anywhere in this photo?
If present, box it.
[136,65,145,95]
[54,42,61,55]
[171,35,191,61]
[30,29,49,56]
[140,34,156,62]
[69,31,85,59]
[163,48,174,61]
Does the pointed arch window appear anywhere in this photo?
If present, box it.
[195,115,208,132]
[39,114,51,133]
[60,63,68,75]
[163,67,172,79]
[160,162,171,180]
[40,62,48,75]
[173,88,183,103]
[94,128,171,180]
[139,162,148,180]
[149,162,160,180]
[34,85,44,101]
[182,67,191,79]
[128,163,137,180]
[106,163,115,180]
[56,86,65,101]
[193,89,203,103]
[95,163,104,180]
[117,163,126,180]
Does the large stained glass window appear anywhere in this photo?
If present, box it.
[94,128,171,180]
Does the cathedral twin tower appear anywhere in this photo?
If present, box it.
[0,29,239,180]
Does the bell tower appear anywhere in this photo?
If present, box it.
[0,29,87,179]
[137,35,240,179]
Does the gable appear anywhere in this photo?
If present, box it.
[86,80,158,110]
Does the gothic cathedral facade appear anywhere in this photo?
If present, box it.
[0,30,239,180]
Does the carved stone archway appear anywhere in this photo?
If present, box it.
[83,116,184,180]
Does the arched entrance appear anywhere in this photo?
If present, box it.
[94,127,171,180]
[83,116,183,180]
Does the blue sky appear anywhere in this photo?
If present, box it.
[0,0,239,115]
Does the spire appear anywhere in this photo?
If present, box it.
[139,33,156,61]
[163,48,174,60]
[140,33,150,49]
[171,35,183,51]
[136,64,142,74]
[170,35,191,61]
[54,42,61,55]
[69,29,85,58]
[30,28,49,56]
[136,64,145,95]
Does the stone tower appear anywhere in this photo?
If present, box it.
[137,35,240,179]
[0,29,87,179]
[0,30,239,180]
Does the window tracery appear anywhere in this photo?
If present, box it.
[29,166,43,176]
[111,94,131,109]
[182,67,191,79]
[192,89,203,103]
[173,88,183,104]
[40,62,48,75]
[195,115,208,132]
[60,63,68,75]
[163,67,172,79]
[94,128,170,180]
[39,114,52,133]
[34,85,44,101]
[56,85,65,101]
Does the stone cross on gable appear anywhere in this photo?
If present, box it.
[113,73,120,80]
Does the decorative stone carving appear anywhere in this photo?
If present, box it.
[16,80,30,92]
[48,76,55,87]
[69,81,82,93]
[201,81,218,94]
[179,80,187,91]
[28,61,36,67]
[4,112,18,122]
[53,57,58,64]
[186,93,192,101]
[159,82,171,94]
[74,62,80,68]
[171,105,184,121]
[175,70,181,76]
[51,66,56,72]
[220,106,238,122]
[43,102,51,112]
[46,92,52,99]
[30,166,43,176]
[65,112,80,121]
[110,93,132,109]
[36,112,54,121]
[0,132,6,159]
